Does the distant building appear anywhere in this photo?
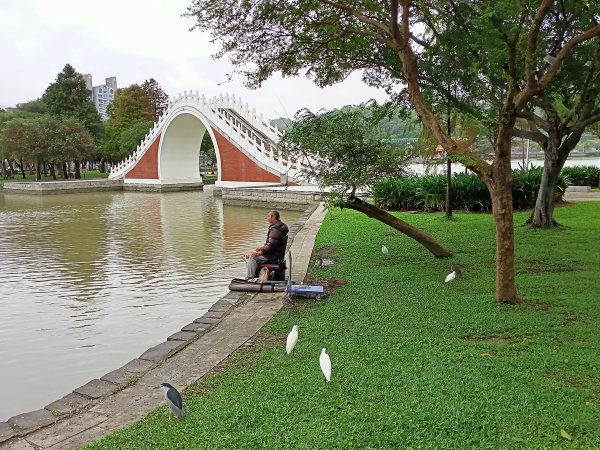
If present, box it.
[83,74,117,120]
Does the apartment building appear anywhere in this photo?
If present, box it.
[83,74,117,120]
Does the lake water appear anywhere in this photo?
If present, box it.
[408,156,600,175]
[0,188,300,421]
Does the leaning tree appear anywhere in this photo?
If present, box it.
[280,103,451,257]
[186,0,600,303]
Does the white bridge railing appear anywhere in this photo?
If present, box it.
[108,93,308,181]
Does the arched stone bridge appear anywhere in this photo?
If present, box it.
[109,93,306,189]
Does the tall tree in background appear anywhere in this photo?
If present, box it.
[42,64,102,140]
[185,0,600,304]
[101,85,154,164]
[42,63,101,178]
[0,117,94,180]
[200,133,216,171]
[141,78,170,121]
[106,85,153,129]
[0,100,49,177]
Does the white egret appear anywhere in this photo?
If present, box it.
[444,271,456,283]
[286,325,299,355]
[381,244,389,254]
[445,264,463,283]
[319,348,332,382]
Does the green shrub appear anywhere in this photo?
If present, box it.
[451,173,490,211]
[373,167,572,212]
[561,166,600,187]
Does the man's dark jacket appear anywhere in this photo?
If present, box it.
[262,220,289,259]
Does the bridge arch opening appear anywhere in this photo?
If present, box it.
[158,112,220,182]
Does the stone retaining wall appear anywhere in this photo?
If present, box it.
[2,180,123,194]
[220,186,322,210]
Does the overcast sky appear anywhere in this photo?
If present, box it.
[0,0,390,119]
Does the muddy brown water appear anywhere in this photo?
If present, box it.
[0,188,300,421]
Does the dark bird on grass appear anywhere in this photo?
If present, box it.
[445,264,463,283]
[159,382,184,418]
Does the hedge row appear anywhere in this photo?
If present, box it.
[560,165,600,187]
[372,166,600,212]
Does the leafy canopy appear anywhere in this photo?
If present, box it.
[0,116,95,164]
[42,63,102,139]
[141,78,170,121]
[279,102,412,196]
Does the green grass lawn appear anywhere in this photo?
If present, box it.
[87,202,600,449]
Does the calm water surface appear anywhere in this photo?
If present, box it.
[0,188,300,421]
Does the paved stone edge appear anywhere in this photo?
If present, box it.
[0,202,320,446]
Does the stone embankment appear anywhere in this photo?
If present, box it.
[1,181,325,207]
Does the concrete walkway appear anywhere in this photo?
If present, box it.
[564,190,600,201]
[1,203,326,450]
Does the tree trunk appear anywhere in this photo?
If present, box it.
[528,154,566,227]
[344,195,452,258]
[528,134,577,227]
[100,159,106,173]
[50,163,57,180]
[74,160,81,179]
[62,162,69,179]
[445,157,452,218]
[36,159,42,181]
[18,160,25,178]
[491,137,518,304]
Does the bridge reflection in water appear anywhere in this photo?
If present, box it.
[0,188,301,421]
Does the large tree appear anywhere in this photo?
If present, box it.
[141,78,170,121]
[514,27,600,226]
[186,0,600,304]
[42,64,102,140]
[43,64,102,178]
[106,85,153,129]
[0,116,95,180]
[281,103,451,257]
[0,101,47,176]
[101,85,154,164]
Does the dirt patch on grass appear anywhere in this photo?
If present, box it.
[521,258,580,274]
[282,277,347,309]
[306,277,347,296]
[568,377,600,397]
[564,314,585,325]
[520,300,554,310]
[185,330,282,396]
[313,247,337,267]
[462,335,516,345]
[318,246,335,259]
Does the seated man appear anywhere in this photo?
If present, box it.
[243,210,289,280]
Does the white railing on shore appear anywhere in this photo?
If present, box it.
[108,93,308,181]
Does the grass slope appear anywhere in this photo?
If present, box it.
[87,202,600,449]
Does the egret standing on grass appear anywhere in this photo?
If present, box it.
[445,264,463,283]
[319,348,332,382]
[159,383,184,418]
[381,244,388,255]
[286,325,299,355]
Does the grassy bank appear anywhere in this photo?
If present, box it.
[88,202,600,449]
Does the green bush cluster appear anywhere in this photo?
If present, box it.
[561,165,600,187]
[373,167,577,212]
